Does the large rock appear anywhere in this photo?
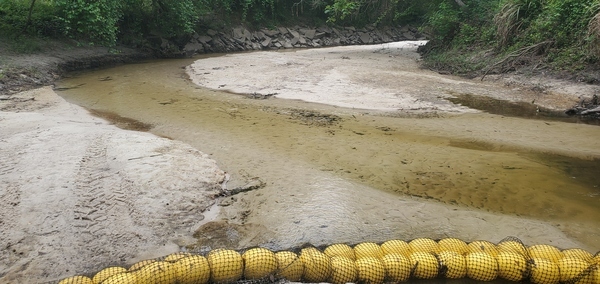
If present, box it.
[232,27,244,39]
[278,27,289,36]
[262,29,279,37]
[402,32,416,40]
[198,35,213,44]
[261,37,272,48]
[359,32,371,44]
[289,29,300,39]
[300,29,316,39]
[254,31,265,40]
[184,42,203,56]
[242,28,252,41]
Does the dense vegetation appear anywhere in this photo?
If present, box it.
[1,0,599,76]
[420,0,600,77]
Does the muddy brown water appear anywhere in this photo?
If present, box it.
[55,55,600,253]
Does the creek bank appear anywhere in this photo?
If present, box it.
[0,41,153,97]
[1,24,423,97]
[174,24,425,56]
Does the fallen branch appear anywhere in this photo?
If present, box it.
[220,177,265,197]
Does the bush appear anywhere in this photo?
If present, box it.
[0,0,61,38]
[54,0,122,46]
[422,0,600,74]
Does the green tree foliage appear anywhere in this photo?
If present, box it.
[2,0,598,73]
[54,0,122,45]
[324,0,443,26]
[421,0,600,73]
[0,0,60,37]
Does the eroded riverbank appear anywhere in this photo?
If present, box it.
[55,43,600,253]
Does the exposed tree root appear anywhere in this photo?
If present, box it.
[481,41,553,81]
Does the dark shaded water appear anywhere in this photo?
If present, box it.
[447,93,600,126]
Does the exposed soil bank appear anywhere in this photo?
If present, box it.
[0,39,152,97]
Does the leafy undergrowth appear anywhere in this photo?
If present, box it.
[419,0,600,82]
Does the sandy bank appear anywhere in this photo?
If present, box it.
[186,41,599,112]
[0,87,225,283]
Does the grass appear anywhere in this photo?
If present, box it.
[421,47,496,77]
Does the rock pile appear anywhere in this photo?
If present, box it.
[180,25,425,56]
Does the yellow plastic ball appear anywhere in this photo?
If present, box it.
[329,256,357,284]
[409,238,439,254]
[101,273,138,284]
[557,257,594,283]
[92,267,127,284]
[133,261,176,284]
[381,240,411,257]
[497,240,528,256]
[128,259,156,271]
[592,267,600,284]
[530,258,560,284]
[467,240,499,257]
[274,251,303,281]
[164,252,190,262]
[562,249,594,263]
[58,276,94,284]
[381,253,411,282]
[207,249,244,283]
[409,252,439,279]
[324,243,356,260]
[437,238,468,255]
[242,248,277,279]
[354,242,384,259]
[438,251,466,279]
[528,244,563,263]
[497,251,528,281]
[355,257,385,284]
[173,255,210,284]
[465,252,498,281]
[299,247,332,282]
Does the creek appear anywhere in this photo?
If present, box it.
[55,47,600,253]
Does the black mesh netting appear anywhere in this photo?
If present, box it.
[56,236,599,284]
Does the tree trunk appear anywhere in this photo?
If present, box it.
[454,0,466,7]
[22,0,37,33]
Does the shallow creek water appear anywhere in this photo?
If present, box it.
[55,54,600,253]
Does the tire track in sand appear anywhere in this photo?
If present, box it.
[71,133,134,265]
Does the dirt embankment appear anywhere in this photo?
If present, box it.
[0,39,152,97]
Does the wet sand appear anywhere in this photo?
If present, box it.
[3,41,599,282]
[55,42,600,253]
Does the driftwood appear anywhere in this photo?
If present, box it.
[581,106,600,115]
[219,173,265,197]
[565,94,600,117]
[221,178,266,196]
